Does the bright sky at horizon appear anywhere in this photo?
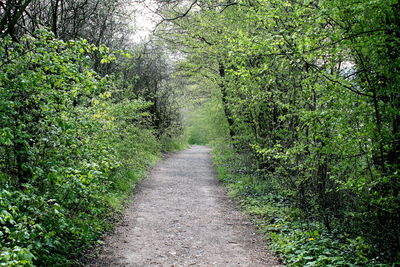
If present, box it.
[130,0,160,43]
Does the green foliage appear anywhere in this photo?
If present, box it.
[187,103,215,145]
[0,31,161,266]
[167,0,400,263]
[0,246,35,267]
[212,141,393,266]
[160,130,189,152]
[185,90,231,146]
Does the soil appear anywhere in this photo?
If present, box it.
[87,145,282,266]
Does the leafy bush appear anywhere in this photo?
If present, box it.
[0,31,160,266]
[159,124,189,152]
[174,0,400,263]
[211,141,395,267]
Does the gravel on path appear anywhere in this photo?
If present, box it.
[88,145,282,267]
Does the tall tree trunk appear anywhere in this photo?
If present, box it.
[218,61,235,139]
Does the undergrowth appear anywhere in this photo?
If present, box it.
[211,141,394,267]
[0,32,163,266]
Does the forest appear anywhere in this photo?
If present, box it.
[0,0,399,266]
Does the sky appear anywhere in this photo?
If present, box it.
[130,0,160,43]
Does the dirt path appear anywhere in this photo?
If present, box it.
[88,145,281,266]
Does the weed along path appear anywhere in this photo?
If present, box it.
[88,145,281,266]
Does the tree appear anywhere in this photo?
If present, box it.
[154,0,400,261]
[0,0,33,39]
